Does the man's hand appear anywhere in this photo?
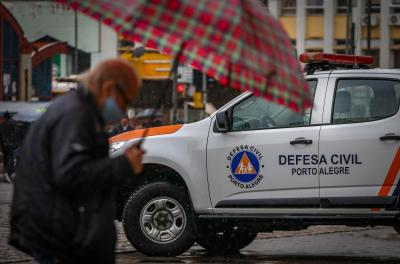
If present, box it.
[124,144,145,175]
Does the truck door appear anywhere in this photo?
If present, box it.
[319,75,400,209]
[207,79,324,211]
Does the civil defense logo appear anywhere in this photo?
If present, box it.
[226,145,264,189]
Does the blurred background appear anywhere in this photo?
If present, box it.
[0,0,399,129]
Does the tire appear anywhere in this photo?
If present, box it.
[122,182,195,256]
[196,223,258,253]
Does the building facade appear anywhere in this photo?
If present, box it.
[0,2,72,101]
[0,3,29,101]
[0,1,118,102]
[267,0,400,68]
[31,41,69,99]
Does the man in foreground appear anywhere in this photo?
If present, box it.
[9,59,144,263]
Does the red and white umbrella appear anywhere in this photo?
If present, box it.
[58,0,311,112]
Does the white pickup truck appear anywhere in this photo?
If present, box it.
[110,53,400,256]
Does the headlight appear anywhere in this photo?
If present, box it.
[109,141,126,153]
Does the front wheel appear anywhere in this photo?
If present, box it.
[122,182,195,256]
[196,224,258,253]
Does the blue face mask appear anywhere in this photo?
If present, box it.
[102,96,126,124]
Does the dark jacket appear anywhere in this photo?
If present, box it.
[9,88,133,263]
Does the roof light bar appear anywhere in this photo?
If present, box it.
[299,52,374,65]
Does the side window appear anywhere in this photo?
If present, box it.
[332,79,400,124]
[232,80,317,131]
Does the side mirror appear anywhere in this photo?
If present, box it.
[215,110,231,132]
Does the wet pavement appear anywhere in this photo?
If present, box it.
[1,181,400,263]
[116,227,400,264]
[118,254,400,264]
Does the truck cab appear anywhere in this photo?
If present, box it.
[110,53,400,256]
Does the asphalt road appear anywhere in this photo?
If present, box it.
[116,227,400,264]
[0,182,12,204]
[1,182,400,264]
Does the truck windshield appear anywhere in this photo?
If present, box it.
[232,80,317,131]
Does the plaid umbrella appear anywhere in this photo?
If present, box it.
[58,0,311,112]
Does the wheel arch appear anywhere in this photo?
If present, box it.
[116,163,193,221]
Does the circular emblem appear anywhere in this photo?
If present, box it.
[226,145,264,189]
[231,151,260,183]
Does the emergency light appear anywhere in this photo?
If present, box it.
[299,52,373,65]
[299,52,374,73]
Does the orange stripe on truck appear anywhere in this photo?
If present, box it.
[378,147,400,197]
[109,124,182,143]
[371,147,400,211]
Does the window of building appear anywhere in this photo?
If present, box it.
[364,0,380,14]
[332,79,400,124]
[1,19,20,101]
[394,50,400,68]
[391,0,400,6]
[390,0,400,13]
[334,49,347,54]
[391,7,400,13]
[306,0,323,15]
[231,80,317,131]
[306,0,323,7]
[32,58,52,99]
[337,0,356,14]
[334,40,346,54]
[335,40,354,55]
[281,0,296,16]
[336,39,347,45]
[305,48,323,52]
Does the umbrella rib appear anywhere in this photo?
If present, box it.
[137,41,187,147]
[226,62,232,89]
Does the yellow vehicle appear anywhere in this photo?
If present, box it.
[120,47,172,80]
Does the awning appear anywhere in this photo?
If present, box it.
[32,41,69,67]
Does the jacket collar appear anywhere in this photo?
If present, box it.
[76,85,105,127]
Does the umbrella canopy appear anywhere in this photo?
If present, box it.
[58,0,311,112]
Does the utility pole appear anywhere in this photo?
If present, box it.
[171,66,178,124]
[346,0,354,54]
[366,0,372,55]
[202,72,207,118]
[351,22,355,55]
[74,10,79,74]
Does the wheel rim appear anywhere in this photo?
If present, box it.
[140,197,186,243]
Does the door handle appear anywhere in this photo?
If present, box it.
[380,134,400,141]
[290,138,313,145]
